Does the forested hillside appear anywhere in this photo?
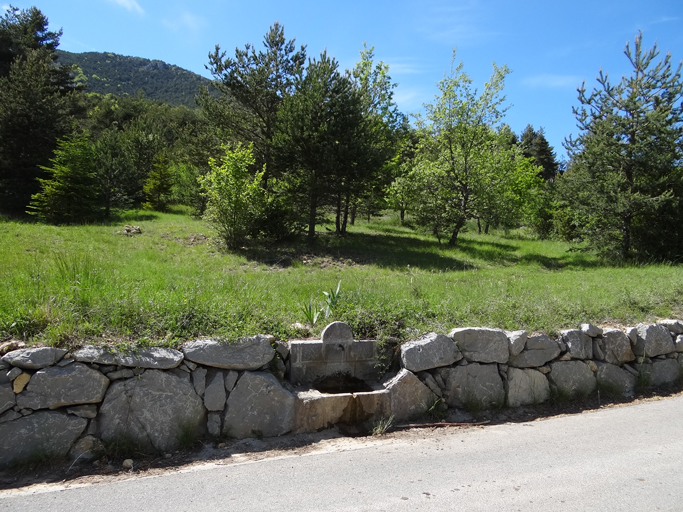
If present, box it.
[56,50,211,108]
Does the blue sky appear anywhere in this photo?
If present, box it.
[5,1,683,159]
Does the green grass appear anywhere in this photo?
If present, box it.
[1,210,681,348]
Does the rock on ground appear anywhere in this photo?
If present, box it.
[549,361,596,398]
[596,363,636,398]
[505,368,549,407]
[68,435,105,462]
[98,370,206,453]
[16,363,109,410]
[441,363,505,410]
[508,335,560,368]
[385,369,437,421]
[223,372,295,439]
[560,330,593,359]
[634,324,675,357]
[0,411,87,467]
[182,336,275,370]
[602,329,635,365]
[449,328,509,364]
[1,347,67,370]
[400,333,461,372]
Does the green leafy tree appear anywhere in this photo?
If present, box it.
[520,125,559,182]
[563,32,683,260]
[143,153,175,212]
[274,51,365,244]
[199,144,266,249]
[412,52,512,246]
[201,22,306,178]
[28,132,99,223]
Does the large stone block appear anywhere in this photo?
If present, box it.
[649,359,682,387]
[385,369,436,421]
[321,322,354,343]
[441,363,505,410]
[505,331,528,357]
[602,329,635,365]
[549,361,596,398]
[223,372,295,439]
[400,333,461,372]
[634,324,675,357]
[448,328,509,364]
[560,330,592,359]
[0,383,15,415]
[0,411,87,467]
[658,319,683,335]
[596,363,635,398]
[98,370,206,453]
[182,335,275,370]
[505,368,549,407]
[16,363,110,410]
[293,390,353,433]
[508,335,560,368]
[72,346,183,369]
[1,347,67,369]
[203,370,226,411]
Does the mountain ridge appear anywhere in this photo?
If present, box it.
[56,50,213,108]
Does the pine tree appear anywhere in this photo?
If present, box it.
[28,132,100,223]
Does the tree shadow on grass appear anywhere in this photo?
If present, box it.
[240,230,608,272]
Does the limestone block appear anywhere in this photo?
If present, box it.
[0,383,15,415]
[68,435,104,462]
[6,367,21,381]
[581,324,603,337]
[385,369,437,421]
[508,335,560,368]
[192,367,207,397]
[650,359,682,387]
[560,330,592,359]
[441,363,505,410]
[634,324,675,357]
[448,328,509,364]
[549,361,596,398]
[321,322,354,343]
[1,347,67,369]
[207,412,222,438]
[658,319,683,335]
[400,333,461,372]
[592,339,605,361]
[417,371,443,398]
[0,410,21,423]
[16,363,110,410]
[182,336,275,370]
[108,369,134,381]
[596,363,635,398]
[223,372,295,439]
[98,370,206,453]
[13,372,30,393]
[224,370,239,392]
[505,331,528,357]
[505,368,549,407]
[203,370,226,411]
[602,329,635,365]
[0,411,87,467]
[73,346,183,369]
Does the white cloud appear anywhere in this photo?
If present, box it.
[415,0,501,45]
[1,4,11,11]
[522,73,582,89]
[162,12,206,32]
[108,0,144,15]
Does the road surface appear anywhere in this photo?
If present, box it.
[1,396,682,511]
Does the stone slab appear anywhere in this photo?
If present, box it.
[400,333,461,372]
[449,328,509,364]
[1,347,67,370]
[182,336,275,370]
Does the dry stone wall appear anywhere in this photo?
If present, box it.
[0,319,682,468]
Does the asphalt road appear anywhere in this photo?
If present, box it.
[2,396,683,511]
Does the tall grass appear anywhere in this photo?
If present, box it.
[0,211,681,348]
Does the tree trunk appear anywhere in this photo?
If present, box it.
[477,218,481,234]
[335,193,341,234]
[622,213,632,260]
[350,203,357,225]
[484,222,490,235]
[400,209,405,225]
[448,217,466,246]
[341,192,350,234]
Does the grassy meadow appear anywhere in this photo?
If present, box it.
[1,209,681,349]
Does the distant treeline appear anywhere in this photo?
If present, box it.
[0,6,681,261]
